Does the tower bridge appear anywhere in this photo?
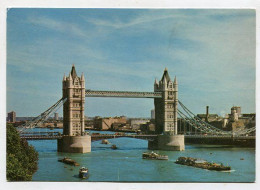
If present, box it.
[57,65,183,153]
[18,65,256,153]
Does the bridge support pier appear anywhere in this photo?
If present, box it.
[57,135,91,153]
[148,134,185,151]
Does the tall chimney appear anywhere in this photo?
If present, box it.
[206,106,209,122]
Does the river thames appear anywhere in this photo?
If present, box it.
[28,129,255,182]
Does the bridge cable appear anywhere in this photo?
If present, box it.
[18,98,67,134]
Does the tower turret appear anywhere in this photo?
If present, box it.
[174,76,177,84]
[174,76,178,90]
[81,72,85,81]
[154,78,158,91]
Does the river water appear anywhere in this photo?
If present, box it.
[28,128,255,182]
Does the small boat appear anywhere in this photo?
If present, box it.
[175,157,231,171]
[142,151,168,160]
[79,167,89,179]
[101,139,110,144]
[240,158,244,160]
[58,157,80,166]
[111,144,118,149]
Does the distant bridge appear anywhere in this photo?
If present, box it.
[20,132,157,141]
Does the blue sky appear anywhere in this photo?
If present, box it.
[7,9,255,117]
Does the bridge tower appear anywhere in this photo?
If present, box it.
[57,65,91,153]
[62,65,85,136]
[154,68,178,135]
[149,68,184,151]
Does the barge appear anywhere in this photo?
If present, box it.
[175,157,231,171]
[58,157,80,166]
[142,152,168,160]
[111,144,118,149]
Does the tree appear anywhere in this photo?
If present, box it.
[6,124,39,181]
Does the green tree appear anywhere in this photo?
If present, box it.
[6,124,39,181]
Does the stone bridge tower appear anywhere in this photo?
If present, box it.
[62,65,85,136]
[58,65,91,153]
[154,68,178,135]
[149,68,184,151]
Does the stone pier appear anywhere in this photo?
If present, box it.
[148,134,185,151]
[57,135,91,153]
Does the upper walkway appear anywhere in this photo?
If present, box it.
[85,90,162,98]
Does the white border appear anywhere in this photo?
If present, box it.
[0,0,259,190]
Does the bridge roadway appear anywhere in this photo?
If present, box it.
[20,134,158,141]
[185,135,255,147]
[20,133,255,147]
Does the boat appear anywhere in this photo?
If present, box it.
[111,144,118,149]
[142,151,168,160]
[79,167,89,179]
[101,139,110,144]
[175,157,231,171]
[58,157,80,166]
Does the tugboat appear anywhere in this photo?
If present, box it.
[111,144,118,149]
[101,139,110,144]
[58,157,80,166]
[142,151,168,160]
[79,167,89,179]
[175,157,231,171]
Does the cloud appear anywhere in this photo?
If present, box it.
[27,16,88,39]
[85,13,181,29]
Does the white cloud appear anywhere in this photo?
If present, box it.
[27,16,89,39]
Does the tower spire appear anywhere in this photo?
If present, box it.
[161,68,171,82]
[71,64,77,79]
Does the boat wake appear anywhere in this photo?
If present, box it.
[221,169,236,173]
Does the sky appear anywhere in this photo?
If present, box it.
[6,9,256,118]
